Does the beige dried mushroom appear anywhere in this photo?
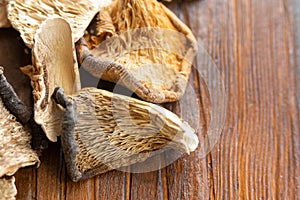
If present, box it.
[7,0,112,48]
[0,96,39,177]
[21,17,81,142]
[53,87,198,181]
[78,0,197,103]
[0,176,17,200]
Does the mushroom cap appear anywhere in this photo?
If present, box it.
[0,176,17,200]
[61,88,198,178]
[79,0,197,103]
[7,0,112,48]
[21,17,81,142]
[0,98,39,177]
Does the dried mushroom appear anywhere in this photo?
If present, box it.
[53,87,198,181]
[0,66,48,150]
[0,89,39,177]
[7,0,112,48]
[21,17,81,142]
[0,176,17,200]
[0,1,10,28]
[78,0,197,103]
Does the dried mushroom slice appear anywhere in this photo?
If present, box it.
[53,87,198,181]
[78,0,197,103]
[21,18,80,142]
[7,0,112,48]
[0,96,39,177]
[0,176,17,200]
[0,1,10,28]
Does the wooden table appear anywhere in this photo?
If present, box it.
[1,0,299,199]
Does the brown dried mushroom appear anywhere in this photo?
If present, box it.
[0,176,17,200]
[7,0,112,48]
[0,93,39,177]
[53,87,198,181]
[0,1,10,28]
[21,17,81,142]
[77,0,197,103]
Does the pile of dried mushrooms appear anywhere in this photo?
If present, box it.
[0,0,198,198]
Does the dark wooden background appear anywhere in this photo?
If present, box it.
[0,0,299,199]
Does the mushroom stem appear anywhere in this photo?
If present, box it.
[53,87,82,181]
[0,66,32,124]
[53,87,68,108]
[0,66,48,150]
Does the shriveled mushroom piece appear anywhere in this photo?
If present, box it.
[78,0,197,103]
[53,87,198,181]
[0,1,10,28]
[0,176,17,200]
[21,18,81,142]
[7,0,112,48]
[0,95,39,177]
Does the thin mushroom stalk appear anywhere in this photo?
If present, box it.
[53,87,199,182]
[0,66,48,150]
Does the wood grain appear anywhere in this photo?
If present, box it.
[2,0,299,199]
[178,0,300,199]
[293,0,300,115]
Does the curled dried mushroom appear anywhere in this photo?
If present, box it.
[77,0,197,103]
[53,87,198,181]
[21,17,81,142]
[7,0,112,48]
